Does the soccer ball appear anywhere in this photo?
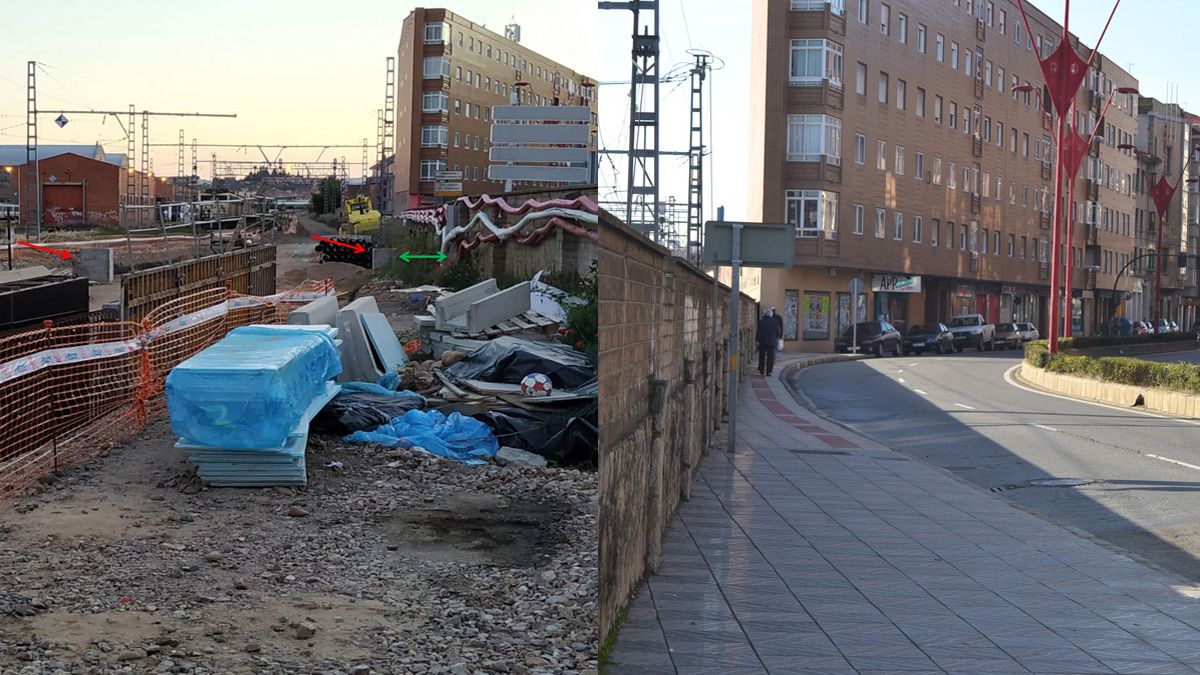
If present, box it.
[520,372,553,397]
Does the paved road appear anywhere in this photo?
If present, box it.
[1143,347,1200,365]
[790,349,1200,583]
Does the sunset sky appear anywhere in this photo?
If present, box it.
[0,0,598,178]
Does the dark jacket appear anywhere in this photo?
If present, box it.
[773,313,784,337]
[756,314,780,346]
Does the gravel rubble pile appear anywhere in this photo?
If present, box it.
[0,421,597,674]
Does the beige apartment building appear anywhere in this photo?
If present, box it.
[394,8,597,211]
[749,0,1141,351]
[1128,97,1200,330]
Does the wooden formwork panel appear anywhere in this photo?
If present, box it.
[121,245,277,322]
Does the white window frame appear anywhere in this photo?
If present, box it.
[853,203,864,234]
[791,0,845,13]
[419,159,446,181]
[880,3,890,35]
[897,13,907,44]
[422,90,449,113]
[936,34,945,62]
[895,146,905,175]
[875,208,886,238]
[914,216,923,243]
[877,139,887,170]
[917,24,927,53]
[424,22,446,43]
[423,56,450,79]
[896,78,906,111]
[420,125,449,148]
[854,133,866,164]
[893,212,904,240]
[789,39,844,88]
[915,151,924,180]
[786,190,839,239]
[878,71,889,103]
[786,114,842,163]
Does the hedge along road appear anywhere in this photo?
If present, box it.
[789,349,1200,584]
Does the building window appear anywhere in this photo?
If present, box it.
[913,216,923,243]
[934,95,943,123]
[858,0,868,23]
[994,230,1001,255]
[948,162,957,189]
[453,132,460,148]
[422,91,449,113]
[786,189,839,238]
[950,42,959,69]
[931,157,942,184]
[936,33,945,62]
[880,3,890,35]
[999,8,1006,33]
[791,0,846,13]
[960,224,968,251]
[878,72,888,103]
[915,87,925,117]
[1021,235,1027,258]
[896,79,906,110]
[985,60,993,87]
[997,66,1005,92]
[786,114,842,163]
[949,102,957,129]
[897,13,907,43]
[931,219,940,247]
[895,146,905,175]
[853,203,864,234]
[424,22,446,43]
[1008,233,1015,256]
[917,24,927,53]
[465,102,471,117]
[996,122,1004,147]
[875,208,886,237]
[981,228,989,254]
[854,133,866,164]
[423,56,450,79]
[877,139,887,170]
[456,66,462,81]
[417,126,446,147]
[855,62,867,95]
[419,159,446,181]
[789,39,844,88]
[893,212,903,240]
[454,99,461,114]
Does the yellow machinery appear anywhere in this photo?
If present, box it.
[340,196,381,235]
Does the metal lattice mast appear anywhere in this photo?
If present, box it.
[600,0,661,237]
[362,138,368,186]
[375,109,385,206]
[382,56,396,215]
[687,53,709,264]
[126,105,136,222]
[190,137,197,200]
[140,112,149,227]
[26,61,37,234]
[177,129,185,193]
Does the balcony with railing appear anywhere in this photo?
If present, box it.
[786,80,844,111]
[794,229,839,260]
[789,0,847,33]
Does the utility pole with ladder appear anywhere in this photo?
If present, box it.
[687,52,709,265]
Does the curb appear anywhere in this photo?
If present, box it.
[777,353,868,381]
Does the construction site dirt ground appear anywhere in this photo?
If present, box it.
[0,419,598,674]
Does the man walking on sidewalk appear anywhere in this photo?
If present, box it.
[756,308,780,376]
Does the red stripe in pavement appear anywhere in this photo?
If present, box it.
[754,371,859,449]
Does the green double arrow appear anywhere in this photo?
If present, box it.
[398,251,448,263]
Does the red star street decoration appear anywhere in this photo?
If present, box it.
[1150,175,1177,219]
[1060,127,1092,179]
[1038,38,1089,118]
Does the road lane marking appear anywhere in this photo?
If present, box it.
[897,369,904,373]
[1146,454,1200,472]
[1003,364,1200,427]
[953,403,976,410]
[1031,423,1058,432]
[913,389,929,395]
[898,377,906,383]
[909,363,918,367]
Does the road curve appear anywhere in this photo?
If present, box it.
[789,349,1200,583]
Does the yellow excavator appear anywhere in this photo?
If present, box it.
[339,195,381,235]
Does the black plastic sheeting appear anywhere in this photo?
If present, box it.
[312,392,424,435]
[445,336,595,391]
[473,407,597,466]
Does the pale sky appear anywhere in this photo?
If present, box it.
[0,0,598,178]
[597,0,1200,235]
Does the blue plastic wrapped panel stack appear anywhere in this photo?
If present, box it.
[165,325,343,487]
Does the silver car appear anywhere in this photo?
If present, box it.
[1015,322,1039,344]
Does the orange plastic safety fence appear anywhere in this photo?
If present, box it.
[0,278,336,502]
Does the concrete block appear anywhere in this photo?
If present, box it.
[372,247,397,269]
[335,296,383,383]
[433,279,498,329]
[72,248,113,282]
[288,295,338,327]
[466,281,532,334]
[413,314,436,329]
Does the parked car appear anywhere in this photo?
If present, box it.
[994,322,1023,349]
[1170,320,1180,332]
[1155,319,1173,334]
[901,323,954,355]
[946,314,996,352]
[1135,321,1153,335]
[1015,322,1040,343]
[835,321,902,357]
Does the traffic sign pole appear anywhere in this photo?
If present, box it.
[728,222,742,455]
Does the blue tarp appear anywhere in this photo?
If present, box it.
[165,325,342,449]
[343,409,499,465]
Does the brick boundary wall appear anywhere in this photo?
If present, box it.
[598,210,758,640]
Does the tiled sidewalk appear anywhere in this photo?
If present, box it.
[606,354,1200,674]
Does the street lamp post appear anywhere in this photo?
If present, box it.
[1014,0,1121,353]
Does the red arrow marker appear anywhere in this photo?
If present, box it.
[310,235,365,254]
[17,241,71,260]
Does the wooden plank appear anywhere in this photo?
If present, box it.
[525,311,556,328]
[509,315,536,330]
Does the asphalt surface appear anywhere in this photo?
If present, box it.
[789,347,1200,584]
[1143,345,1200,365]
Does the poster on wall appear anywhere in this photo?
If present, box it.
[783,290,799,340]
[856,292,867,323]
[836,293,868,335]
[802,291,830,340]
